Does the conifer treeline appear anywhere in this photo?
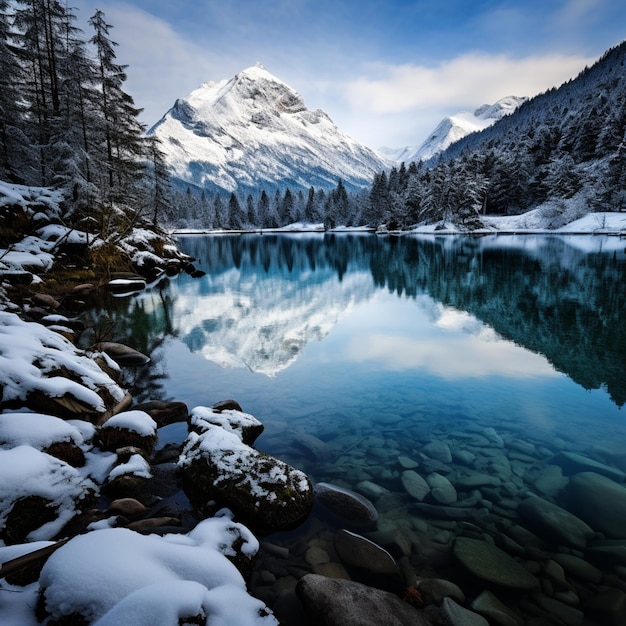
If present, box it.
[2,2,625,232]
[365,41,626,229]
[167,180,370,230]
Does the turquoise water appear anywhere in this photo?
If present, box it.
[102,233,626,457]
[94,233,626,623]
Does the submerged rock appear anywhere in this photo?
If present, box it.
[334,529,403,590]
[314,482,378,528]
[439,597,489,626]
[564,472,626,539]
[551,451,626,482]
[453,537,539,590]
[94,341,150,366]
[296,573,433,626]
[518,496,594,548]
[426,472,457,505]
[401,470,430,501]
[471,590,523,626]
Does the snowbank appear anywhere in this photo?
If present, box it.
[37,510,277,625]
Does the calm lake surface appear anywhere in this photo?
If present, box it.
[96,233,626,623]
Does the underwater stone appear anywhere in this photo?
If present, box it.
[453,537,539,590]
[401,470,430,501]
[518,496,594,549]
[421,441,452,463]
[426,472,457,505]
[398,455,419,469]
[334,529,399,575]
[355,480,389,500]
[296,574,431,626]
[564,472,626,539]
[454,473,502,489]
[533,465,569,497]
[314,482,378,528]
[439,598,489,626]
[470,590,523,626]
[551,451,626,482]
[553,553,602,583]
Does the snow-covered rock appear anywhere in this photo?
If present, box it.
[178,414,313,532]
[149,63,390,194]
[36,511,277,625]
[0,445,96,544]
[0,312,128,421]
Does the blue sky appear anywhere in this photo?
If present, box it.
[78,0,625,148]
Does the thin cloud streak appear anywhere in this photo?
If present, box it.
[343,52,597,115]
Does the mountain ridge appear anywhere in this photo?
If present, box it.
[383,95,527,163]
[149,63,390,195]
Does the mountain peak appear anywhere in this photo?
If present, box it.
[388,95,527,164]
[149,66,388,195]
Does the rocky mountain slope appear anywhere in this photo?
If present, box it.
[149,64,389,195]
[384,96,526,163]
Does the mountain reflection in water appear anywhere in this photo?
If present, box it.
[96,233,626,408]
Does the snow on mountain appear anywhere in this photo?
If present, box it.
[148,63,390,195]
[171,266,374,377]
[389,96,527,164]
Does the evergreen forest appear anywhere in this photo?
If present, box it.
[1,1,625,232]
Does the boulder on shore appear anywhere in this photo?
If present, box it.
[178,422,313,533]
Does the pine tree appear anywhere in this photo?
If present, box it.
[145,134,171,226]
[89,9,146,213]
[245,193,255,226]
[0,0,32,181]
[228,192,243,229]
[257,189,270,227]
[12,0,70,185]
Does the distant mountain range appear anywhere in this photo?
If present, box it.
[148,63,390,196]
[380,96,527,163]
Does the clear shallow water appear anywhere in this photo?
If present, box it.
[93,233,626,623]
[101,233,626,453]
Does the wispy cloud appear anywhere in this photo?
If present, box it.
[342,51,597,115]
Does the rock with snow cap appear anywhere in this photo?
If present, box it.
[0,446,96,544]
[0,312,128,422]
[97,410,157,455]
[0,412,86,467]
[189,405,263,446]
[178,423,313,533]
[36,513,277,625]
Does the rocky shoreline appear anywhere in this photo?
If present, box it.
[2,203,626,624]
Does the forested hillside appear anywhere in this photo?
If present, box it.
[169,40,626,232]
[364,41,626,230]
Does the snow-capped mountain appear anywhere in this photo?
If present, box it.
[388,96,527,164]
[148,63,389,195]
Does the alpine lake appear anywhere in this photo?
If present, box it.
[92,233,626,625]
